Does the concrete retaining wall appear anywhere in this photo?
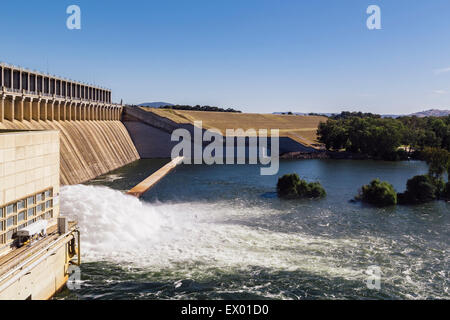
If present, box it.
[123,106,317,159]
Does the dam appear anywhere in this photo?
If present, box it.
[0,63,139,185]
[0,62,325,300]
[0,63,139,299]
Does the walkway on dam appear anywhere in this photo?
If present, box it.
[127,156,184,198]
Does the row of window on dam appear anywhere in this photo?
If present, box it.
[0,63,111,104]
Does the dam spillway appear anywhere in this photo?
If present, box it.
[0,63,139,185]
[0,119,139,185]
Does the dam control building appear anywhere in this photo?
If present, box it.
[0,63,120,122]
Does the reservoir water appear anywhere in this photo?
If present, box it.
[56,159,449,299]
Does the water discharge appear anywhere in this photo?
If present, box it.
[59,168,449,300]
[60,185,362,279]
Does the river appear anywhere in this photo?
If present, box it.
[55,159,449,299]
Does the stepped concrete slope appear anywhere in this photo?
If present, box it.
[0,120,139,185]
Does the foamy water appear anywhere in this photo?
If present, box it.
[60,185,365,278]
[59,183,449,299]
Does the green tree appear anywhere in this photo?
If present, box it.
[277,173,300,198]
[277,174,326,199]
[359,179,397,207]
[422,147,450,178]
[297,180,327,198]
[443,182,450,201]
[397,175,438,204]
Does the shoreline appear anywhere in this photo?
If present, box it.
[280,151,372,160]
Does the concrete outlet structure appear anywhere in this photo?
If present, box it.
[0,130,60,254]
[0,129,80,300]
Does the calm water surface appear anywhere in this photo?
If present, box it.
[56,159,449,300]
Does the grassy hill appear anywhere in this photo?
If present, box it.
[140,107,327,148]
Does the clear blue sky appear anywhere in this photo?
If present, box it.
[1,0,450,114]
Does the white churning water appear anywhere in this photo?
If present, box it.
[60,185,365,280]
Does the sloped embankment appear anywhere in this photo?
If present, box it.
[0,120,139,185]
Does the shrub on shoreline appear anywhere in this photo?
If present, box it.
[358,179,397,207]
[443,182,450,201]
[397,175,439,204]
[277,173,301,199]
[277,173,326,199]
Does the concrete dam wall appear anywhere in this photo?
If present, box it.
[0,119,139,185]
[122,106,318,159]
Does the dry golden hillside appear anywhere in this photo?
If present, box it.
[141,107,327,147]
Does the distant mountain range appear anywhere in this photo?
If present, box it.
[407,109,450,117]
[138,102,174,108]
[139,104,450,118]
[274,109,450,118]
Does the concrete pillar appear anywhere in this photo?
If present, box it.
[61,101,66,121]
[54,101,60,121]
[14,97,24,121]
[32,99,40,121]
[87,104,91,121]
[90,105,93,120]
[40,99,47,121]
[66,102,71,121]
[4,97,14,121]
[47,101,54,121]
[24,98,32,121]
[71,103,77,121]
[79,103,83,120]
[0,96,4,122]
[76,103,80,121]
[69,102,73,121]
